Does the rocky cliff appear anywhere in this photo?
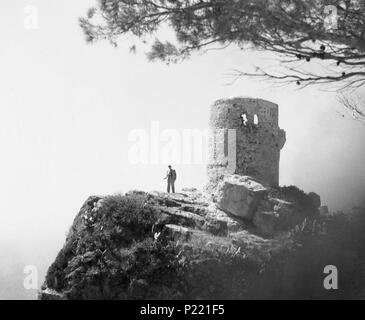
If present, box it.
[40,175,333,300]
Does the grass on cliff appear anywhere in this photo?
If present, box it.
[44,193,183,299]
[44,191,365,299]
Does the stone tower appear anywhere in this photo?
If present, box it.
[207,97,286,190]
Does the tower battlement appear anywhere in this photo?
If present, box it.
[207,97,286,189]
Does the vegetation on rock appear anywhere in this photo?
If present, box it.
[41,190,365,300]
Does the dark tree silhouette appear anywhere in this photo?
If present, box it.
[80,0,365,120]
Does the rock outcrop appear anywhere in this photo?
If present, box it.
[39,176,321,300]
[308,192,321,208]
[213,175,320,236]
[216,175,267,219]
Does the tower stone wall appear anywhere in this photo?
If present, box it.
[207,97,286,190]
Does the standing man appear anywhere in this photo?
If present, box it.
[164,165,177,193]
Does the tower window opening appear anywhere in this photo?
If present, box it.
[241,114,248,126]
[224,129,229,157]
[254,114,259,125]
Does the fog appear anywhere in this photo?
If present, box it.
[1,0,365,299]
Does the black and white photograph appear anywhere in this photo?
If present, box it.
[1,0,365,304]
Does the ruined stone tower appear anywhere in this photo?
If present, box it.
[207,97,286,189]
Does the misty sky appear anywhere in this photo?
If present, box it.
[1,0,365,299]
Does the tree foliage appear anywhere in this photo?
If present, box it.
[80,0,365,120]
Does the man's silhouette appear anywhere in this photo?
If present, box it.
[164,165,177,193]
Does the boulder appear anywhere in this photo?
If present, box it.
[253,197,306,236]
[308,192,321,208]
[216,175,268,219]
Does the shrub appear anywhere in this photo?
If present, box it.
[276,185,317,213]
[44,193,177,298]
[253,208,365,299]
